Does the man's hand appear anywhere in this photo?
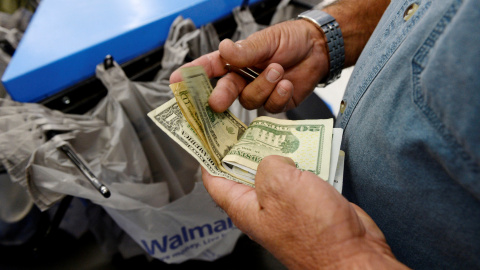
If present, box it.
[170,0,390,115]
[202,156,408,269]
[170,19,329,114]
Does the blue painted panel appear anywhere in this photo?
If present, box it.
[2,0,262,103]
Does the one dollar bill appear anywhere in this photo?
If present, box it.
[181,66,247,167]
[147,98,253,186]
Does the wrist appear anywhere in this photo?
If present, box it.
[291,18,331,89]
[297,10,345,86]
[322,0,391,66]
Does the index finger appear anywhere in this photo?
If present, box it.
[169,51,227,83]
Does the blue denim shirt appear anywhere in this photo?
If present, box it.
[336,0,480,268]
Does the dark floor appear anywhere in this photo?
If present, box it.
[0,230,286,270]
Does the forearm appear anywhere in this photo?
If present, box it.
[322,0,391,67]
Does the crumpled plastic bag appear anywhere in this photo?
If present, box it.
[96,60,197,201]
[0,96,158,211]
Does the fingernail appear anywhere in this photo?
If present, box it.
[266,68,281,83]
[234,40,244,48]
[277,86,288,97]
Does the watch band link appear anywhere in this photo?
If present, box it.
[298,10,345,86]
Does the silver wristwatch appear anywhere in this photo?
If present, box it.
[298,10,345,86]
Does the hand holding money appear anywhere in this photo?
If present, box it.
[149,66,343,188]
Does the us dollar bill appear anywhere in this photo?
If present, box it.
[222,117,333,181]
[147,98,255,187]
[148,66,336,187]
[181,66,248,167]
[170,81,210,152]
[170,80,252,182]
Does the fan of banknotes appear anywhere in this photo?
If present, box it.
[148,66,344,190]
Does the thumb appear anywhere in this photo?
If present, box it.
[254,155,301,204]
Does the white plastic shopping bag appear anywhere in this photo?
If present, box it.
[104,183,241,263]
